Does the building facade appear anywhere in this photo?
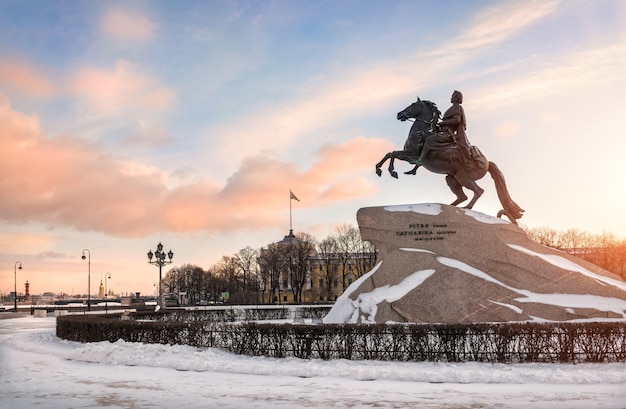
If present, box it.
[257,230,378,303]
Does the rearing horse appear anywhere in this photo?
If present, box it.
[375,98,524,223]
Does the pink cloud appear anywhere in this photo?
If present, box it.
[492,120,521,140]
[0,59,56,98]
[101,9,157,43]
[223,137,394,203]
[161,136,393,233]
[0,95,163,236]
[68,60,176,117]
[0,96,393,236]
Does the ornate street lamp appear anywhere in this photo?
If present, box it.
[81,249,91,311]
[147,242,173,308]
[14,261,22,312]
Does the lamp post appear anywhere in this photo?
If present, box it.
[81,249,91,311]
[104,273,111,298]
[14,261,22,312]
[104,273,111,314]
[147,242,173,309]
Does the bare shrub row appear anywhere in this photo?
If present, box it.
[56,313,626,363]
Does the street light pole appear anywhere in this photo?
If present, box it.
[104,273,111,314]
[104,273,111,298]
[81,249,91,311]
[14,261,22,312]
[147,242,173,309]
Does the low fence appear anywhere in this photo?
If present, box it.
[56,311,626,363]
[135,305,330,322]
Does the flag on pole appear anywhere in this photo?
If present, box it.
[290,190,300,201]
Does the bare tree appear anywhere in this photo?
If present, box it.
[317,236,339,301]
[558,228,592,254]
[523,226,559,247]
[524,226,626,280]
[258,243,285,303]
[204,265,222,303]
[286,232,316,303]
[354,238,378,279]
[162,264,206,305]
[213,255,242,303]
[335,224,358,290]
[235,246,259,303]
[335,224,378,288]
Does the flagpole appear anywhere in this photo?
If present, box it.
[289,189,299,235]
[289,190,293,233]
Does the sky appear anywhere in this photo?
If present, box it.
[1,0,626,297]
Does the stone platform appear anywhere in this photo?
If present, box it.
[324,204,626,324]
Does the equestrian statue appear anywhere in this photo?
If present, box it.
[375,91,524,224]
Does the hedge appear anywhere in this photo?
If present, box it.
[56,312,626,363]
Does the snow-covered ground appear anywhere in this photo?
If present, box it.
[1,315,625,408]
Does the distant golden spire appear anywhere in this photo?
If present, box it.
[98,272,105,298]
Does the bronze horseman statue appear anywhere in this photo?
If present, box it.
[375,91,524,224]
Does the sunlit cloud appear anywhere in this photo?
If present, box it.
[69,60,176,117]
[124,120,173,146]
[471,37,626,110]
[66,60,177,145]
[0,96,392,237]
[0,95,164,236]
[164,136,393,233]
[0,230,54,255]
[0,58,56,98]
[455,0,561,51]
[36,251,68,260]
[492,120,521,140]
[100,9,158,43]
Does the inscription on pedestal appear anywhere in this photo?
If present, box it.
[396,222,457,241]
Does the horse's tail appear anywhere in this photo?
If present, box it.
[488,161,524,224]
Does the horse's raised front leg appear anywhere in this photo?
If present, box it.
[375,153,392,177]
[388,157,399,178]
[376,151,402,178]
[377,150,418,179]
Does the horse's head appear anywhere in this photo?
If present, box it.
[397,98,440,130]
[397,98,423,121]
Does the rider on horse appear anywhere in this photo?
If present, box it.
[439,90,474,164]
[410,90,476,170]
